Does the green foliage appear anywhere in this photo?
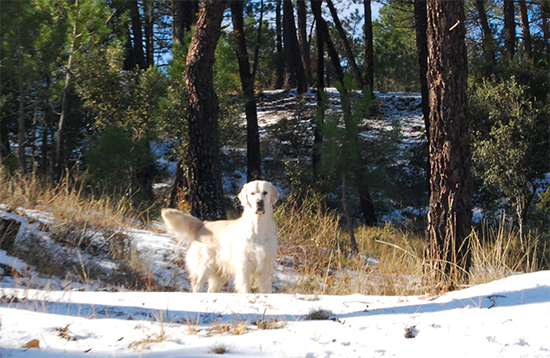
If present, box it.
[371,1,419,92]
[75,43,168,138]
[85,126,154,194]
[470,76,549,233]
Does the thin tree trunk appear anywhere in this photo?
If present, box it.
[128,0,146,69]
[186,0,227,221]
[230,1,261,182]
[475,0,496,64]
[425,0,473,286]
[56,6,78,180]
[296,0,312,86]
[283,0,307,93]
[168,158,185,208]
[275,0,285,89]
[143,0,154,68]
[504,0,516,59]
[414,0,429,126]
[363,0,374,93]
[251,0,264,80]
[312,23,325,178]
[342,173,359,254]
[311,0,377,227]
[172,0,198,45]
[543,1,550,65]
[517,0,532,61]
[326,0,364,89]
[16,15,26,171]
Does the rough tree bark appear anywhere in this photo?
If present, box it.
[230,1,262,182]
[186,0,227,221]
[425,0,473,286]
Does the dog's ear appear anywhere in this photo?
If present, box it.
[238,183,249,207]
[269,183,280,205]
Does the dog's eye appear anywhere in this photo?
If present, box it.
[263,191,268,196]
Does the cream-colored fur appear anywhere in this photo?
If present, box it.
[162,180,279,293]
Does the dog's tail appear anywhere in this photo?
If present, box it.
[161,208,204,249]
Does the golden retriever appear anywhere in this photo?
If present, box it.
[162,180,279,293]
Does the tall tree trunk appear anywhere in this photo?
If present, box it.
[128,0,146,69]
[173,0,198,45]
[143,0,154,68]
[503,0,516,59]
[542,1,550,65]
[425,0,473,287]
[414,0,429,126]
[0,117,9,161]
[251,0,264,79]
[296,0,312,86]
[311,0,377,227]
[326,0,364,89]
[275,0,285,89]
[363,0,374,93]
[16,15,26,171]
[476,0,496,64]
[517,0,532,61]
[230,1,261,182]
[56,4,78,179]
[312,23,325,178]
[283,0,307,93]
[186,0,227,221]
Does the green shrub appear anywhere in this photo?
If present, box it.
[85,126,155,195]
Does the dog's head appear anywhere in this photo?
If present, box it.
[238,180,279,215]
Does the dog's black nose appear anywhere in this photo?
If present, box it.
[256,199,265,214]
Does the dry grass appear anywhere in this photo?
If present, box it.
[0,170,158,290]
[275,192,547,296]
[1,169,547,295]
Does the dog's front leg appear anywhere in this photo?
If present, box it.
[257,266,274,293]
[234,267,252,293]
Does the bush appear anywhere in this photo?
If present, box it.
[85,126,156,196]
[470,76,549,239]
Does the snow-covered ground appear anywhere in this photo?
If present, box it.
[1,207,549,357]
[1,90,549,357]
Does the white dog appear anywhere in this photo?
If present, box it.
[162,180,279,293]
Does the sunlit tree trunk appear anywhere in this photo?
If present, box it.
[425,0,473,287]
[186,0,227,220]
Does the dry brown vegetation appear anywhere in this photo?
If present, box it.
[1,170,547,295]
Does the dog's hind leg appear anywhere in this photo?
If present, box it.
[191,268,213,293]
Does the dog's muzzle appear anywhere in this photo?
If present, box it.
[255,199,265,215]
